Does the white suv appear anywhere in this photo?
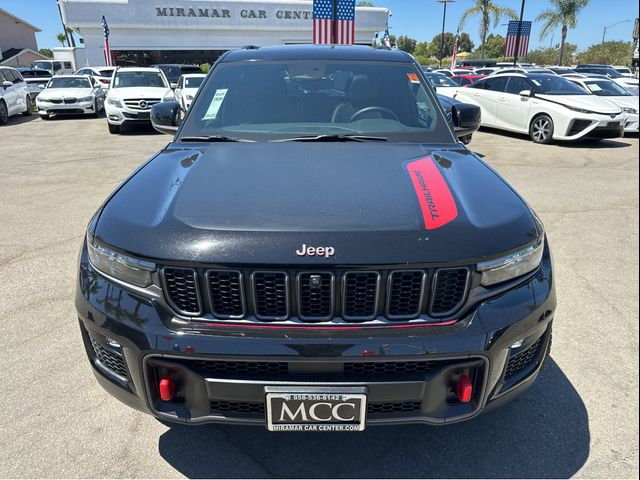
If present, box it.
[105,67,171,134]
[0,67,31,125]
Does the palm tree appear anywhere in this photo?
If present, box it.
[536,0,589,65]
[459,0,517,59]
[56,32,67,46]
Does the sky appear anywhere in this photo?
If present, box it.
[1,0,638,51]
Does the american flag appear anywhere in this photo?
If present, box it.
[383,28,391,48]
[313,0,334,44]
[101,15,112,66]
[313,0,356,45]
[505,20,532,58]
[450,34,459,69]
[335,0,355,45]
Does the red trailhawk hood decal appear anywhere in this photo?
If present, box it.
[406,157,458,230]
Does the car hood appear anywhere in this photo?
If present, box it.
[603,96,639,109]
[41,87,93,98]
[536,94,622,113]
[94,143,539,265]
[107,87,168,99]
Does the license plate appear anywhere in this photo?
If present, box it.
[266,387,367,432]
[608,121,620,127]
[137,112,150,119]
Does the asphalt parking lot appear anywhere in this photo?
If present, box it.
[0,115,638,478]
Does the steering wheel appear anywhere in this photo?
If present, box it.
[348,106,400,123]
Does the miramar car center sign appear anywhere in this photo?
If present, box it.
[59,0,389,66]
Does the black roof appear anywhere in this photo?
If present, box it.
[1,48,22,60]
[220,45,414,63]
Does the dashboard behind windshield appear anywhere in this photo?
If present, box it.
[113,72,167,88]
[179,60,454,143]
[47,77,91,89]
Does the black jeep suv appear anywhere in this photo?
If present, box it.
[76,45,555,431]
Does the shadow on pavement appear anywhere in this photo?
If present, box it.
[6,114,39,126]
[478,126,631,149]
[158,359,589,478]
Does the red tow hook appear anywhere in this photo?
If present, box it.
[159,373,176,401]
[456,374,473,403]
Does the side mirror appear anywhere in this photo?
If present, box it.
[519,89,533,97]
[453,103,481,131]
[170,82,178,90]
[2,81,13,89]
[39,84,45,89]
[151,101,181,135]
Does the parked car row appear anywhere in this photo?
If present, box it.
[439,72,637,143]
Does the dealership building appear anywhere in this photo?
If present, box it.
[59,0,390,67]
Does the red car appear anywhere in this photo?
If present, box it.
[451,74,486,87]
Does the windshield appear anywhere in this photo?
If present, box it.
[584,80,631,96]
[185,76,205,88]
[98,69,115,77]
[424,73,458,88]
[180,61,453,143]
[530,75,588,95]
[624,85,639,96]
[47,77,91,89]
[113,71,167,88]
[33,61,52,70]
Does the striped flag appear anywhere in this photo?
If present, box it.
[313,0,356,45]
[450,33,459,69]
[101,15,112,66]
[383,28,391,48]
[313,0,334,44]
[335,0,355,45]
[505,20,532,58]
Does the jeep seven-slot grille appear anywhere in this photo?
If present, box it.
[162,267,470,323]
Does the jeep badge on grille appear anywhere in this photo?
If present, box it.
[296,244,335,258]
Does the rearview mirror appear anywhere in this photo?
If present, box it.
[151,101,181,135]
[519,89,532,97]
[39,84,45,89]
[453,103,481,130]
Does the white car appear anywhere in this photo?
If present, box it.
[492,67,557,76]
[574,66,639,89]
[612,66,634,78]
[423,72,460,97]
[172,73,206,111]
[0,66,32,124]
[105,67,171,134]
[35,75,106,120]
[567,77,639,133]
[452,73,625,143]
[75,66,117,88]
[475,67,502,76]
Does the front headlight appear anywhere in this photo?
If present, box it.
[623,107,638,114]
[477,238,545,286]
[107,97,123,108]
[79,96,93,103]
[566,106,593,114]
[87,234,155,287]
[162,93,176,102]
[37,97,49,103]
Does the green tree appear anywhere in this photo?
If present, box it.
[458,0,517,59]
[426,32,474,60]
[38,48,53,58]
[56,32,67,46]
[483,33,506,58]
[536,0,589,65]
[525,43,577,64]
[577,41,634,66]
[396,35,417,54]
[414,41,430,57]
[199,63,211,74]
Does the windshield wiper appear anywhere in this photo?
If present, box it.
[180,135,255,143]
[272,134,388,143]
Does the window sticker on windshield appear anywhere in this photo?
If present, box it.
[407,73,420,83]
[588,83,602,92]
[203,89,228,120]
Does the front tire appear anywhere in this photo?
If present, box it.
[0,100,8,125]
[530,114,554,144]
[460,134,472,145]
[108,123,120,134]
[22,96,33,116]
[40,114,50,120]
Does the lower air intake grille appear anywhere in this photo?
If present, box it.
[343,271,380,321]
[430,268,469,316]
[344,361,433,376]
[191,360,289,376]
[210,401,264,415]
[368,401,422,414]
[163,268,201,315]
[505,336,544,379]
[89,335,128,380]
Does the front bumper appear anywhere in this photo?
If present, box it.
[623,114,639,133]
[105,103,151,125]
[37,99,95,116]
[560,113,626,140]
[76,243,556,427]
